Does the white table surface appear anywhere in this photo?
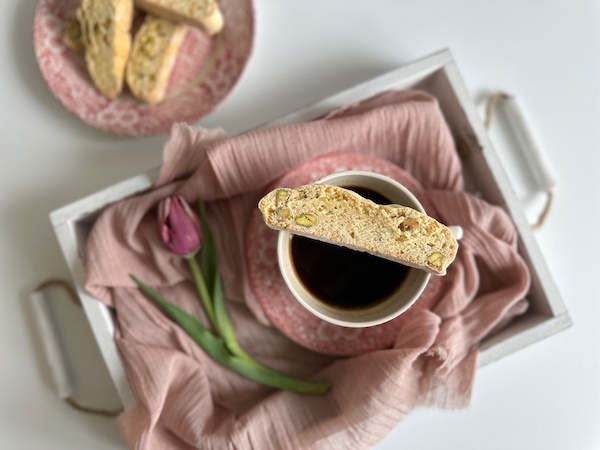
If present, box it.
[2,1,599,449]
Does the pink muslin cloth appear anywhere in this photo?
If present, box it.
[85,90,530,449]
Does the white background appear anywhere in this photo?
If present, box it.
[1,1,599,449]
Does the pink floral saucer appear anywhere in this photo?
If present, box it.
[33,0,254,136]
[245,153,447,356]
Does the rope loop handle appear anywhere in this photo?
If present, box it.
[33,279,123,418]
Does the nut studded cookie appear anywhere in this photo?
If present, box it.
[258,184,459,276]
[77,0,134,99]
[126,14,188,104]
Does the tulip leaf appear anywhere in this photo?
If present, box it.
[198,200,217,297]
[131,274,331,394]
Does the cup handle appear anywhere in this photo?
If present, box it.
[448,226,463,240]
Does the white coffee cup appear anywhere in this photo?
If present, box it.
[277,170,461,328]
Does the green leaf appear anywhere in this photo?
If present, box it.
[131,275,228,361]
[198,200,217,296]
[131,274,331,395]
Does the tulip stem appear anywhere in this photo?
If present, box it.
[195,200,254,363]
[188,255,254,363]
[212,274,255,363]
[187,257,217,328]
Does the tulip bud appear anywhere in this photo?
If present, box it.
[158,196,203,257]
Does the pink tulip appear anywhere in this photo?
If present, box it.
[158,196,203,257]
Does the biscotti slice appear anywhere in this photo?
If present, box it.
[134,0,224,35]
[259,184,459,276]
[126,14,187,104]
[77,0,133,99]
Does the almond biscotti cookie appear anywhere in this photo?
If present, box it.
[259,184,459,276]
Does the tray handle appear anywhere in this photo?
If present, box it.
[31,279,121,417]
[485,92,557,230]
[31,280,74,400]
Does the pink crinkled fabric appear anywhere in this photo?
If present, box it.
[85,90,530,450]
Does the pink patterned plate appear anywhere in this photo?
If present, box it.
[245,153,447,356]
[33,0,254,136]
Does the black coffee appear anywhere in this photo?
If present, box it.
[291,186,410,310]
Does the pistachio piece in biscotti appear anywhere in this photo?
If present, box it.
[295,213,317,227]
[276,208,291,219]
[63,19,85,52]
[426,252,444,267]
[276,189,291,203]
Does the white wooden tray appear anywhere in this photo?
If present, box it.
[50,48,571,407]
